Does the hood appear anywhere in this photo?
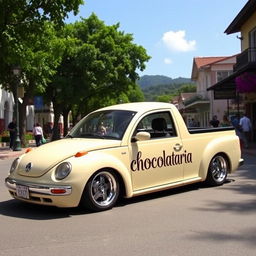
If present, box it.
[17,138,121,177]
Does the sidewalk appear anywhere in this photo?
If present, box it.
[0,141,36,160]
[0,147,27,160]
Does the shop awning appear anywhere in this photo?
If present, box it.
[207,73,237,99]
[207,64,256,99]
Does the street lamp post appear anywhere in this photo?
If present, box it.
[12,66,22,151]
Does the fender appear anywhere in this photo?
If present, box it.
[198,135,240,180]
[69,149,133,198]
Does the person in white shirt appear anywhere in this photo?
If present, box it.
[239,114,252,148]
[33,123,44,147]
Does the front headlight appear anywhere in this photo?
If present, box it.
[55,162,72,180]
[10,158,19,174]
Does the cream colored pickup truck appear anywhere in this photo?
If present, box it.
[5,102,243,212]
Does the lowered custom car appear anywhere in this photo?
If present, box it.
[5,102,244,212]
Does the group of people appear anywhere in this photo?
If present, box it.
[8,119,46,149]
[210,113,252,149]
[209,115,231,128]
[7,113,254,150]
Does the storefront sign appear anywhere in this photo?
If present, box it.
[34,96,44,110]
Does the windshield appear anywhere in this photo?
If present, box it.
[68,110,136,140]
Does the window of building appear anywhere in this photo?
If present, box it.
[216,71,233,82]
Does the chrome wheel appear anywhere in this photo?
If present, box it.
[90,171,118,207]
[81,170,119,211]
[206,155,228,185]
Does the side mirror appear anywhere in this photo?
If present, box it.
[132,131,151,142]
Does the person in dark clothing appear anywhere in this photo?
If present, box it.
[209,115,220,127]
[7,118,17,149]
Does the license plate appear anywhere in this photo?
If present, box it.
[16,184,30,199]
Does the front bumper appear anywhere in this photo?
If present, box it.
[5,177,72,195]
[5,177,73,206]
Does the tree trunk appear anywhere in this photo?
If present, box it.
[51,100,61,141]
[71,103,82,126]
[20,98,27,147]
[63,107,70,137]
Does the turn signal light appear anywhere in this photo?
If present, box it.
[75,151,88,158]
[25,148,33,153]
[50,189,67,194]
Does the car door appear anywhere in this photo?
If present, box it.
[128,111,184,192]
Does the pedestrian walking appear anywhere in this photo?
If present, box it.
[7,118,17,150]
[239,113,252,148]
[231,114,243,141]
[33,123,44,147]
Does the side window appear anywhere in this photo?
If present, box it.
[134,111,177,139]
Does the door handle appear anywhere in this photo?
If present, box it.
[173,143,183,152]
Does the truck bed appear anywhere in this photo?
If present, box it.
[188,126,234,134]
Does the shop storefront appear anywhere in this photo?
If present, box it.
[208,69,256,142]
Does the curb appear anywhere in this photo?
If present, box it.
[0,149,26,160]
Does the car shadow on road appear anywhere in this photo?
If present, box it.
[0,182,206,219]
[117,181,208,208]
[0,176,246,220]
[0,199,92,220]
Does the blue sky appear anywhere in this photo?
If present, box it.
[66,0,248,79]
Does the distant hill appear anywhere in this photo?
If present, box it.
[137,75,195,102]
[137,75,193,89]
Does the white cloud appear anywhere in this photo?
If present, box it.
[164,58,172,64]
[162,30,196,52]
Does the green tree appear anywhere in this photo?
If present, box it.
[0,0,83,145]
[0,0,83,86]
[47,14,150,139]
[142,83,196,102]
[156,94,172,103]
[177,84,196,93]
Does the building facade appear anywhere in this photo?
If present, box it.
[208,0,256,141]
[0,86,64,137]
[0,86,14,133]
[180,56,237,127]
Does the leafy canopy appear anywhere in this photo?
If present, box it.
[48,13,150,117]
[0,0,83,89]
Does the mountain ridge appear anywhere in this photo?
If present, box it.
[137,75,193,88]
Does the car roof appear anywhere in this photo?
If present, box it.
[95,102,175,114]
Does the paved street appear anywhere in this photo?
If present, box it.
[0,154,255,256]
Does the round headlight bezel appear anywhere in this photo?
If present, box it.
[10,158,19,174]
[55,162,72,180]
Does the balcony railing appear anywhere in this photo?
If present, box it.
[233,47,256,72]
[184,94,209,106]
